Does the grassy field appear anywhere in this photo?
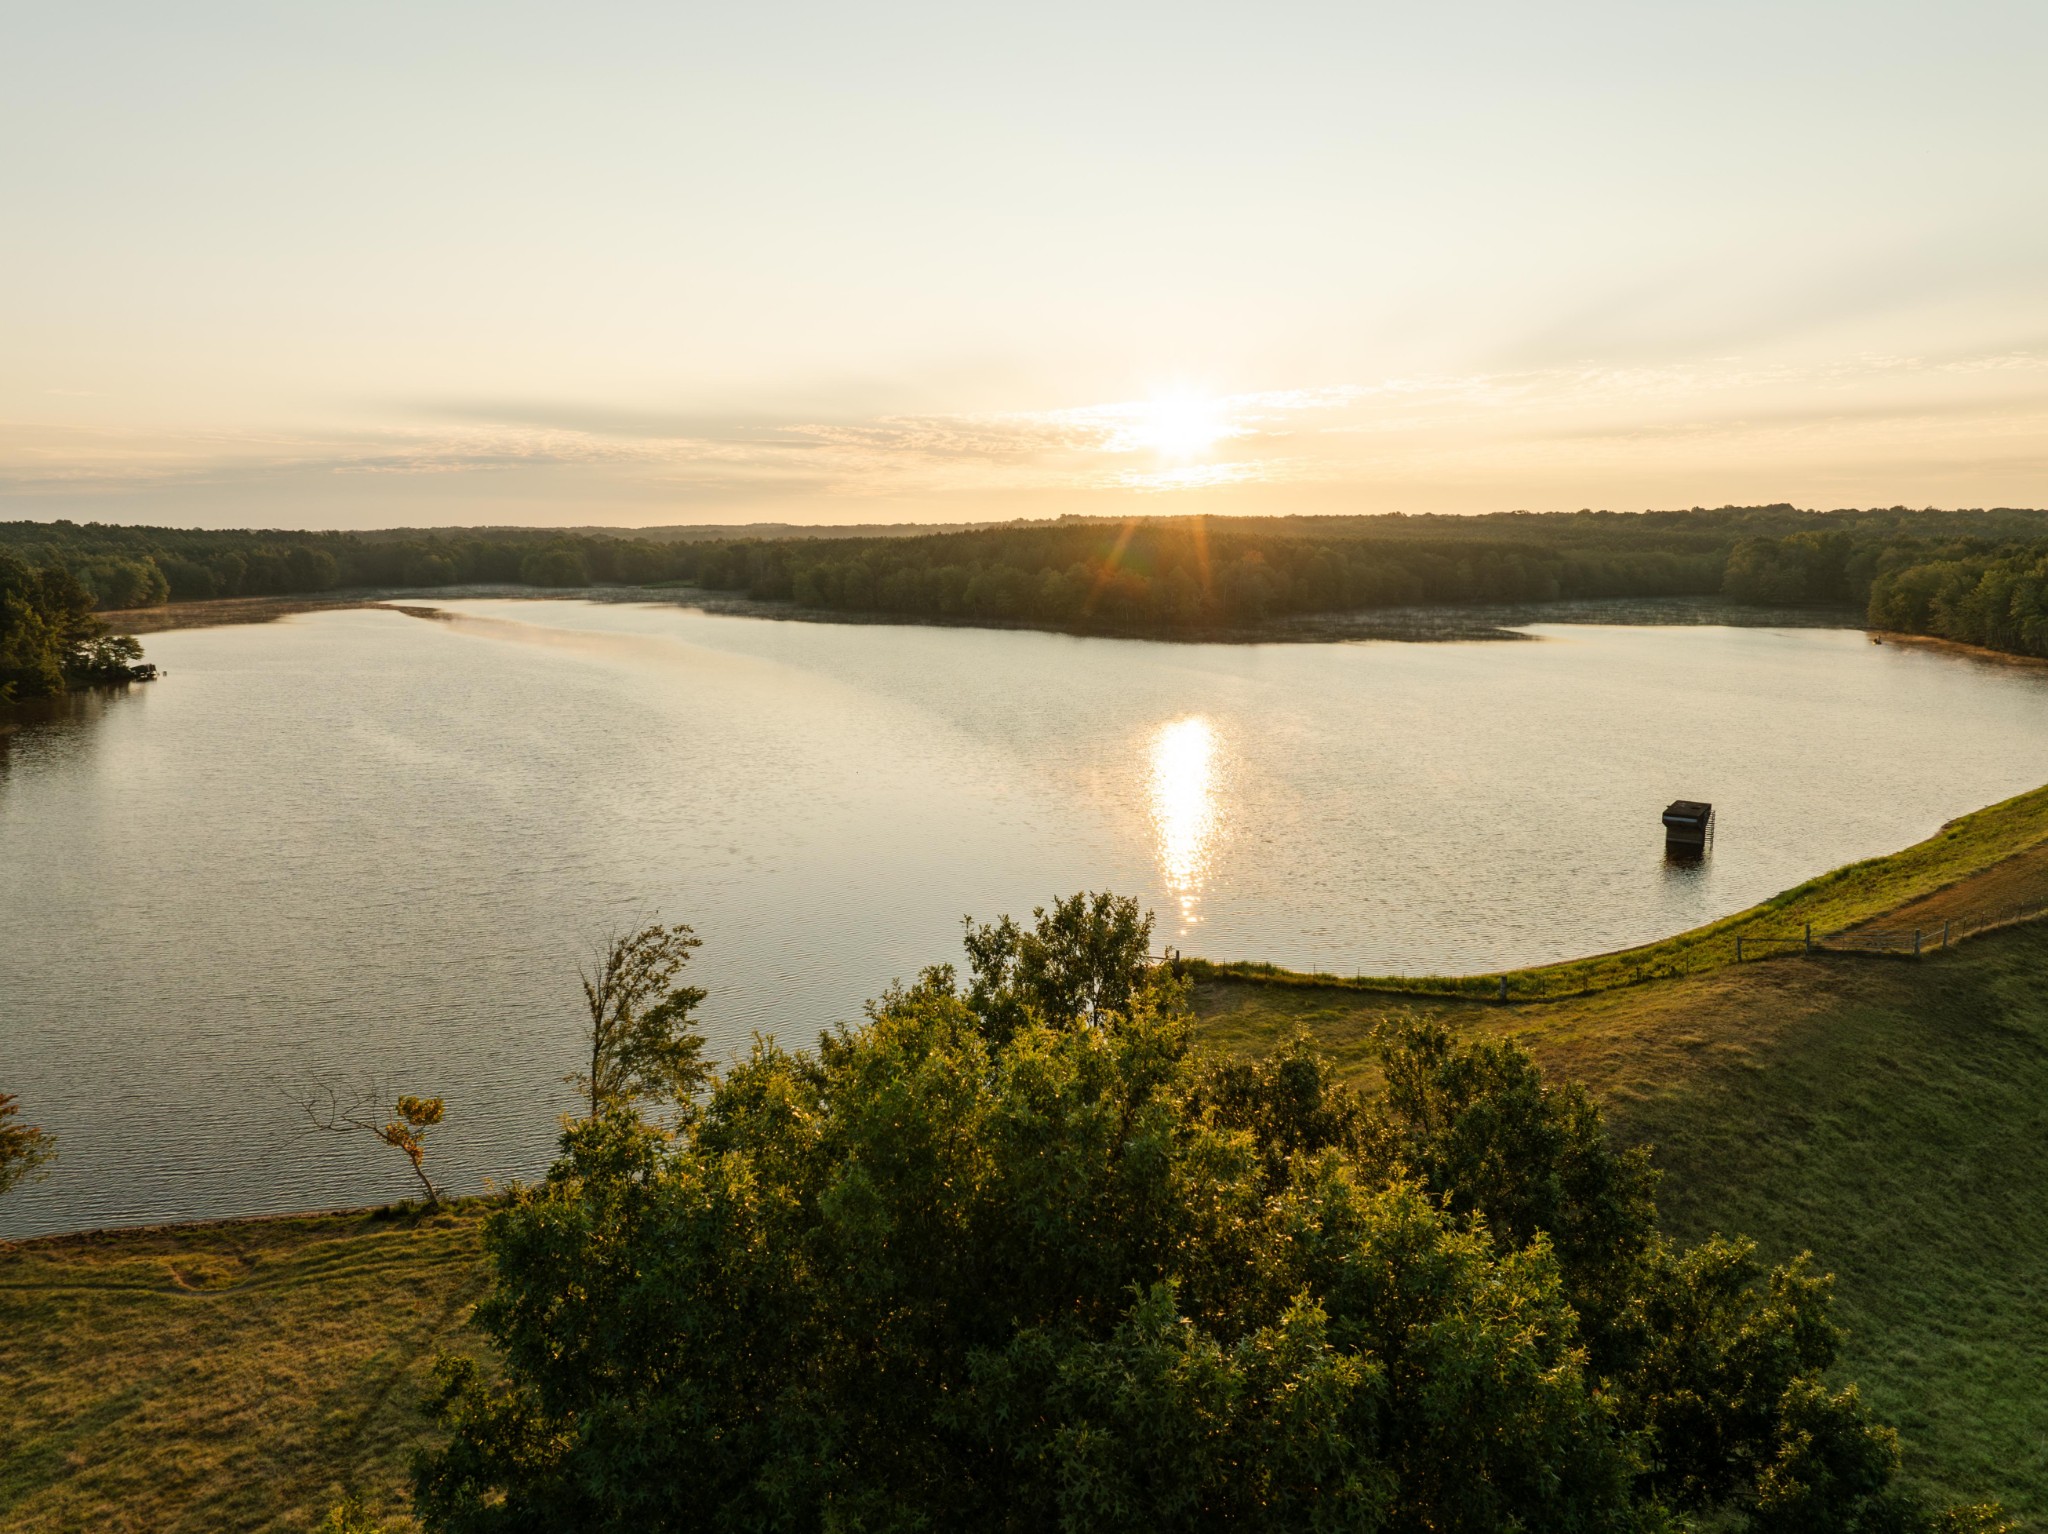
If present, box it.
[1193,926,2048,1518]
[0,1204,488,1532]
[10,793,2048,1528]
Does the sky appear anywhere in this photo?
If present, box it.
[4,1,2046,530]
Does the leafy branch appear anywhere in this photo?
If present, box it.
[299,1084,447,1207]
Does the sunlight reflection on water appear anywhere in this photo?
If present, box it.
[1149,716,1221,928]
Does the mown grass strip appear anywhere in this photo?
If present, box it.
[1189,780,2048,1001]
[0,1204,491,1533]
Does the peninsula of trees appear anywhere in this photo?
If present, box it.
[0,550,151,703]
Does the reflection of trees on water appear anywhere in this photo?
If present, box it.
[0,686,137,788]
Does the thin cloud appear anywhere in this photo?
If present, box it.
[9,349,2048,510]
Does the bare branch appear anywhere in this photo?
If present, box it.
[293,1079,445,1206]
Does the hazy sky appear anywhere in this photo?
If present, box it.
[5,1,2046,528]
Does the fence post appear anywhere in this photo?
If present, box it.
[1804,921,1812,953]
[1913,928,1922,956]
[1943,920,1950,948]
[1735,936,1743,962]
[1498,975,1508,1004]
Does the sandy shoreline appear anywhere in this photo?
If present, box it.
[1866,628,2048,669]
[97,594,395,633]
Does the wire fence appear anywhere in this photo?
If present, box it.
[1741,895,2048,960]
[1822,928,1948,955]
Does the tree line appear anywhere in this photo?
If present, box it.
[21,506,2048,658]
[0,520,702,605]
[1717,527,2048,659]
[672,508,2048,640]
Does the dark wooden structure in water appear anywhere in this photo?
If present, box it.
[1662,799,1713,854]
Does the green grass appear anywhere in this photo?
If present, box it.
[0,1203,488,1532]
[1190,778,2048,1000]
[1192,928,2048,1518]
[1620,934,2048,1515]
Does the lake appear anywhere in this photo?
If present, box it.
[6,600,2048,1237]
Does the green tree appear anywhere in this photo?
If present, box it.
[0,1092,55,1198]
[286,545,340,591]
[962,889,1156,1043]
[1364,1019,1658,1372]
[1361,1021,1930,1530]
[0,588,64,699]
[519,546,590,587]
[74,555,169,610]
[419,934,1637,1531]
[569,923,709,1120]
[157,555,218,600]
[0,553,151,700]
[413,896,1992,1532]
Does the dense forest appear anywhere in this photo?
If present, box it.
[409,894,2005,1532]
[679,506,2048,634]
[15,505,2048,657]
[0,520,695,606]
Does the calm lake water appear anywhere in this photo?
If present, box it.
[6,600,2048,1237]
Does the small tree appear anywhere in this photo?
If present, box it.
[570,922,709,1120]
[962,890,1156,1043]
[302,1086,446,1207]
[0,1092,54,1198]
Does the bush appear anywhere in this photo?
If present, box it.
[414,895,1987,1533]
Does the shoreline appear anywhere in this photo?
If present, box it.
[16,775,2048,1246]
[1192,778,2048,1002]
[98,586,1868,645]
[1868,628,2048,669]
[0,1197,490,1253]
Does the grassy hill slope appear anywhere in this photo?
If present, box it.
[1193,929,2048,1517]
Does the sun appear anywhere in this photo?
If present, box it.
[1122,392,1235,461]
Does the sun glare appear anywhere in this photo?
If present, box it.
[1119,393,1236,462]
